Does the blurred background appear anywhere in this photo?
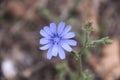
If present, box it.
[0,0,120,80]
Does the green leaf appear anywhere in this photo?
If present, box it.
[82,22,93,33]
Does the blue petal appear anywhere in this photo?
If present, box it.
[58,22,65,35]
[50,22,56,34]
[40,29,50,38]
[60,41,72,52]
[43,26,53,36]
[40,38,50,44]
[63,32,75,39]
[51,43,58,56]
[40,43,52,50]
[58,46,65,59]
[47,47,53,59]
[61,25,72,36]
[66,40,77,46]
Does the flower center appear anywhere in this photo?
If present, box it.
[53,37,60,43]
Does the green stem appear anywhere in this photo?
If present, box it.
[78,55,83,80]
[77,31,89,80]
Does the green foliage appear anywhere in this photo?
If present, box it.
[82,70,94,80]
[82,22,93,33]
[55,21,112,80]
[56,62,77,80]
